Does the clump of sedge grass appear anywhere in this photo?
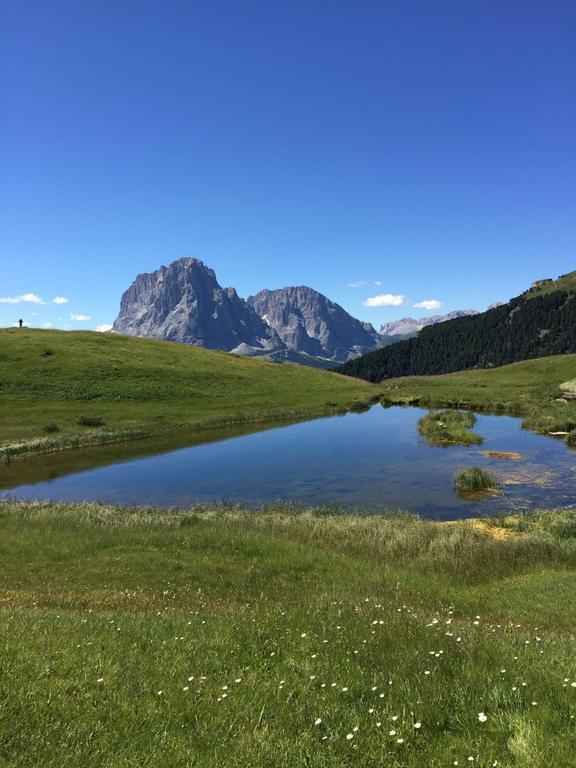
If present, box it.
[42,423,60,434]
[454,466,500,493]
[77,416,106,427]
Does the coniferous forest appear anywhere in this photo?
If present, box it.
[336,279,576,382]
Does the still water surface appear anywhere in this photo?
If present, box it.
[2,406,575,520]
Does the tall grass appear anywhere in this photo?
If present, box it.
[454,467,500,495]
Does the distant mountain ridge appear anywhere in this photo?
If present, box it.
[379,310,478,337]
[337,272,576,382]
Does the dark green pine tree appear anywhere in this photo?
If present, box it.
[336,288,576,382]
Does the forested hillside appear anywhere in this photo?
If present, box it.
[337,272,576,382]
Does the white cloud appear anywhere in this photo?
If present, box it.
[95,323,113,333]
[70,313,91,321]
[0,292,45,304]
[374,280,382,286]
[347,280,367,288]
[413,299,443,310]
[53,296,69,304]
[19,292,44,304]
[363,293,405,307]
[42,322,53,329]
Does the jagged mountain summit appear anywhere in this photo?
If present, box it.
[113,258,283,354]
[379,310,478,338]
[248,286,383,364]
[113,257,482,367]
[112,258,386,365]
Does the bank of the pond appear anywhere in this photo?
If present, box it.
[3,406,576,520]
[0,400,376,463]
[379,353,576,442]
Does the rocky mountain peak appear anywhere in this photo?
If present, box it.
[248,285,383,363]
[113,259,283,353]
[113,259,415,365]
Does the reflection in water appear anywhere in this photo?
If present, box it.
[0,419,305,490]
[1,405,576,521]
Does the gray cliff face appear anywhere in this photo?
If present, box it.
[113,258,283,353]
[113,260,391,364]
[247,286,383,363]
[379,310,478,337]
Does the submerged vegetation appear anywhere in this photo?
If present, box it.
[454,467,501,496]
[417,409,483,446]
[480,450,524,461]
[1,500,576,767]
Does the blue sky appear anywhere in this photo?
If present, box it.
[1,0,574,332]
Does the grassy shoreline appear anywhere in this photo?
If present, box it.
[3,330,576,463]
[379,354,576,440]
[1,499,576,766]
[0,399,377,463]
[0,328,376,461]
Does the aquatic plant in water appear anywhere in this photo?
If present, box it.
[454,467,500,495]
[418,410,483,446]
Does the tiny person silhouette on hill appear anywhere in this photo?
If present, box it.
[18,319,23,328]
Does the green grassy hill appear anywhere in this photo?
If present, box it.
[337,270,576,382]
[0,328,375,457]
[524,270,576,297]
[2,499,576,766]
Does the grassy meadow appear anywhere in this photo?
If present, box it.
[1,500,576,767]
[0,328,374,459]
[2,332,576,766]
